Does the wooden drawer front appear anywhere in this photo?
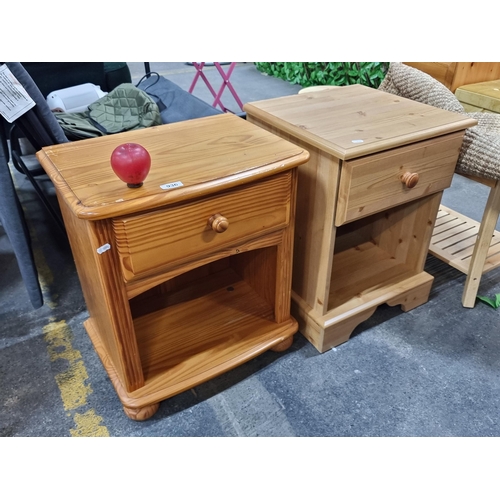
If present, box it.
[335,132,464,225]
[113,172,292,281]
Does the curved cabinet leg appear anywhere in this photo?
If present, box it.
[299,306,378,353]
[270,335,294,352]
[322,306,378,351]
[123,403,160,421]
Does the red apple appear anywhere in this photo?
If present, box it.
[110,143,151,188]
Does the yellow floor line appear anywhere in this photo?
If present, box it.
[13,163,110,436]
[43,318,110,437]
[70,409,109,437]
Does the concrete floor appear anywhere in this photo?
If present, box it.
[1,63,500,442]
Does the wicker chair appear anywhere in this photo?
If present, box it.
[378,62,500,308]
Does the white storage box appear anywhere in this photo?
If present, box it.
[46,83,106,113]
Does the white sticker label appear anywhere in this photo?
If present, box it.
[160,181,184,190]
[0,64,36,123]
[351,139,364,143]
[97,243,111,254]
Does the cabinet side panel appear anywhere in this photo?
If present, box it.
[247,116,340,316]
[273,167,297,323]
[231,245,277,318]
[57,195,144,392]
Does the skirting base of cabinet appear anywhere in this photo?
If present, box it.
[292,272,434,353]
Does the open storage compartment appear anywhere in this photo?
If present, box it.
[290,192,441,353]
[127,246,294,391]
[328,193,441,315]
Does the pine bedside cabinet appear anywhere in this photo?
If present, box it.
[244,85,476,353]
[37,113,309,420]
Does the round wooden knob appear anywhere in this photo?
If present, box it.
[208,214,229,233]
[401,172,419,189]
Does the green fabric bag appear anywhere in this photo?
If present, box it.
[55,83,162,140]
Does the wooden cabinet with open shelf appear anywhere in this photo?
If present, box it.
[37,114,309,420]
[244,85,476,352]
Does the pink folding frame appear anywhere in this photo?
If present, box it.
[188,62,244,112]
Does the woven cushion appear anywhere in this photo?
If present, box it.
[379,62,500,182]
[379,62,465,113]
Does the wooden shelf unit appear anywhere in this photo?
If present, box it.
[244,85,476,352]
[37,114,309,420]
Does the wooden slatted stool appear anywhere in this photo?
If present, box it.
[431,179,500,306]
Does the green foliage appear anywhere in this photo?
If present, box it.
[255,62,389,89]
[477,293,500,309]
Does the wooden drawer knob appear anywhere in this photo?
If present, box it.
[401,172,419,189]
[208,213,229,233]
